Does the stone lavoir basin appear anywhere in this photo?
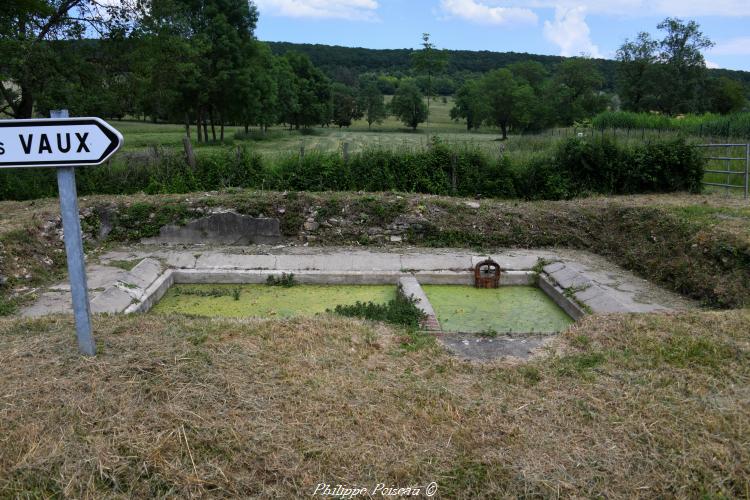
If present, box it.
[422,285,574,334]
[151,284,396,318]
[25,248,691,359]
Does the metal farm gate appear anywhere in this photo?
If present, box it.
[697,143,749,199]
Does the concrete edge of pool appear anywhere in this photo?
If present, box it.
[23,249,689,361]
[128,268,586,334]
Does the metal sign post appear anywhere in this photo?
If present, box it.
[0,117,123,355]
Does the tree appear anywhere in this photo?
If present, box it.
[358,82,387,128]
[0,0,128,118]
[480,69,535,140]
[616,32,661,112]
[656,18,713,113]
[548,58,607,125]
[508,61,548,91]
[250,44,280,132]
[390,79,427,130]
[136,0,259,141]
[411,33,448,128]
[283,52,332,129]
[331,83,361,127]
[450,80,485,130]
[616,18,714,114]
[707,77,746,114]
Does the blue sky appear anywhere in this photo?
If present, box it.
[253,0,750,71]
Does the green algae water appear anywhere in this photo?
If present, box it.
[151,284,395,318]
[422,285,573,334]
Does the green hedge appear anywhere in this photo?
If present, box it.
[0,137,704,201]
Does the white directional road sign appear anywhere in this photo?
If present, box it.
[0,117,123,168]
[0,116,124,356]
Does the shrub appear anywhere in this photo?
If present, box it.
[330,290,426,328]
[549,137,704,196]
[266,273,296,287]
[511,157,572,200]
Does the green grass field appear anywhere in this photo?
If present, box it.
[110,96,749,195]
[116,96,492,153]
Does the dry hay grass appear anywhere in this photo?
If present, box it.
[0,309,748,498]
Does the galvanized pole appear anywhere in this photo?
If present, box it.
[50,109,95,356]
[57,167,95,355]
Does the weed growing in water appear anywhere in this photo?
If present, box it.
[477,328,498,338]
[329,290,425,328]
[266,273,296,287]
[173,287,241,298]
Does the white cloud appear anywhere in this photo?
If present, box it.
[710,36,750,55]
[491,0,750,17]
[254,0,379,21]
[543,6,601,57]
[439,0,537,26]
[705,60,721,68]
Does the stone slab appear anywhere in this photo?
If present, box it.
[157,251,198,269]
[143,212,281,245]
[548,266,593,289]
[123,258,162,289]
[400,253,472,271]
[50,264,132,292]
[91,286,133,314]
[399,276,439,331]
[195,253,277,270]
[21,292,71,317]
[275,252,401,272]
[440,334,552,361]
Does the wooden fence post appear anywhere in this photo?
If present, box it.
[451,153,458,195]
[183,136,196,170]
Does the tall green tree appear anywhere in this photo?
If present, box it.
[358,82,387,128]
[616,18,714,114]
[656,18,713,113]
[390,79,427,131]
[283,52,332,129]
[507,61,548,91]
[480,69,535,140]
[548,58,607,125]
[411,33,448,129]
[0,0,128,118]
[274,56,299,129]
[137,0,259,141]
[450,80,485,130]
[331,83,362,128]
[247,43,279,132]
[616,32,661,112]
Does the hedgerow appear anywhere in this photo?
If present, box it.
[0,137,704,201]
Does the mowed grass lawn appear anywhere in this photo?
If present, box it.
[0,310,748,497]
